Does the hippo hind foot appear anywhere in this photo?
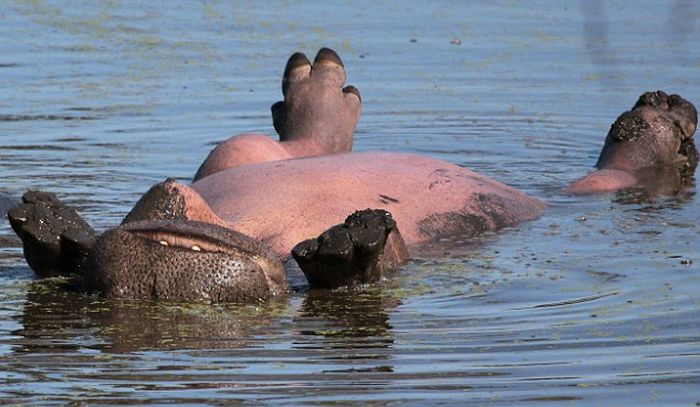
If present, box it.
[292,209,409,289]
[7,191,97,277]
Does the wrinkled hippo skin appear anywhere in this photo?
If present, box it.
[568,91,698,194]
[8,189,287,302]
[87,219,286,302]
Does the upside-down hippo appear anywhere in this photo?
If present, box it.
[8,49,698,303]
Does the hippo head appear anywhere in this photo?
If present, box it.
[271,48,361,153]
[8,185,287,303]
[596,91,698,175]
[87,219,286,302]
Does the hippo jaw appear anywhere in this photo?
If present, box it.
[86,220,287,302]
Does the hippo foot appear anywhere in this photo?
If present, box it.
[292,209,409,289]
[7,191,96,277]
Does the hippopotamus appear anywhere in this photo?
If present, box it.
[7,49,697,303]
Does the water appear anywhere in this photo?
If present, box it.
[1,1,699,405]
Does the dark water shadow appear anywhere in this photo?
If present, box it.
[294,286,397,360]
[611,171,696,207]
[11,279,284,354]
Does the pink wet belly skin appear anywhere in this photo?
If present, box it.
[192,151,545,257]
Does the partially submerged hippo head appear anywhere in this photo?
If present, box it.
[88,219,286,302]
[8,187,286,302]
[568,91,698,194]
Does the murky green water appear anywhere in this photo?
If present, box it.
[1,1,699,405]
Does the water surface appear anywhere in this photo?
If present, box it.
[1,1,699,405]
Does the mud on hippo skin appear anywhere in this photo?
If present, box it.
[8,191,97,278]
[597,91,698,171]
[416,193,539,239]
[292,209,409,288]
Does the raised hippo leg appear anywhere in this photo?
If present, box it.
[292,209,409,289]
[193,48,362,181]
[568,91,698,195]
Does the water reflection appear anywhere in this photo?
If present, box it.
[13,279,283,354]
[297,287,397,343]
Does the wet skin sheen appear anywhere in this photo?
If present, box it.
[7,50,698,302]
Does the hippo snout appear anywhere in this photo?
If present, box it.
[86,220,286,302]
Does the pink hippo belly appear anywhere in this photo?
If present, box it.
[192,152,545,257]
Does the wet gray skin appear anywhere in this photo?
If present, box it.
[86,219,286,302]
[7,189,286,302]
[596,91,698,178]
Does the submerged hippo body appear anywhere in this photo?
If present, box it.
[7,48,697,303]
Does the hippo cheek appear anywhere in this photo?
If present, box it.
[86,220,286,302]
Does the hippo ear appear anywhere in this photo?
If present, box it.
[271,101,287,140]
